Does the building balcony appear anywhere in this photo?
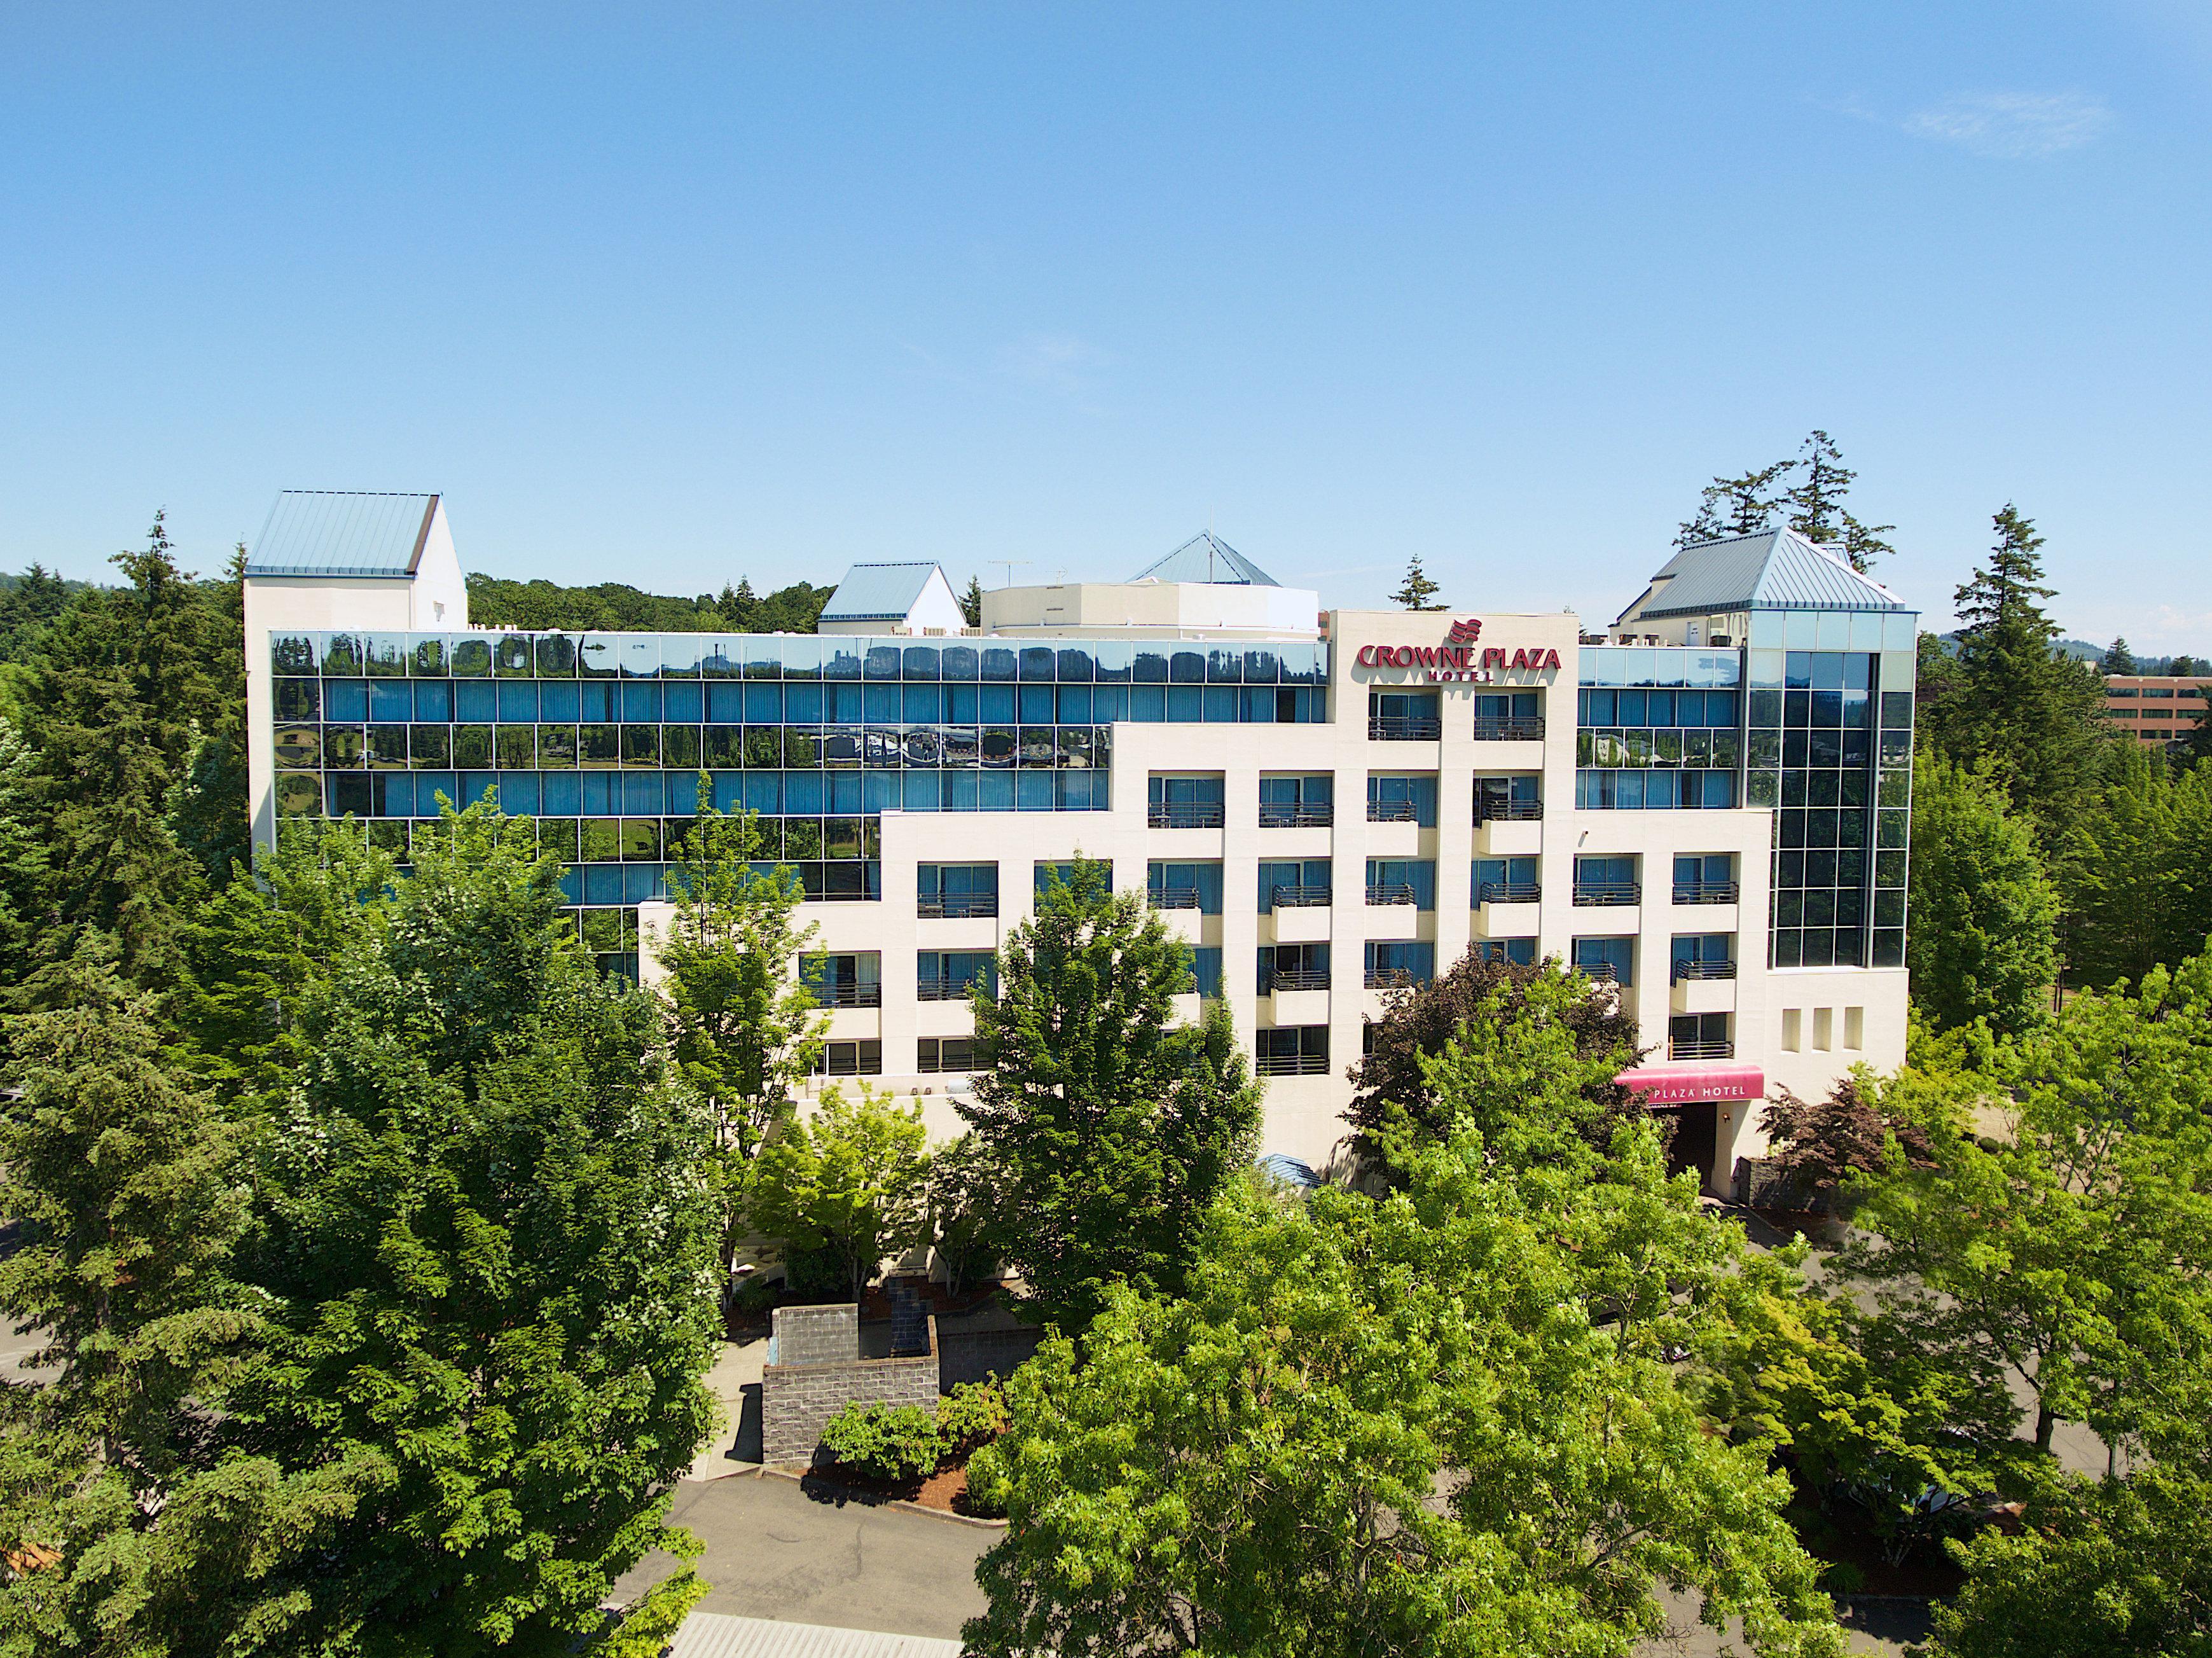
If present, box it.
[1671,974,1736,1016]
[1477,881,1541,907]
[916,892,997,919]
[1364,883,1420,908]
[1269,884,1332,909]
[1668,1039,1736,1061]
[916,977,988,1003]
[1671,958,1736,983]
[1672,881,1739,906]
[1364,967,1425,990]
[1575,962,1619,984]
[1255,1050,1330,1077]
[1366,800,1422,824]
[1472,717,1545,742]
[1147,887,1203,911]
[1149,803,1224,829]
[812,983,883,1009]
[1368,715,1441,740]
[1573,882,1641,908]
[1476,798,1543,822]
[1258,803,1332,827]
[1262,969,1330,993]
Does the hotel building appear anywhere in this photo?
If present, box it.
[242,492,1918,1194]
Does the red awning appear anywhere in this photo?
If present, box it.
[1612,1064,1766,1105]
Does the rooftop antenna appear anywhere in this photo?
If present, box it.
[992,558,1030,588]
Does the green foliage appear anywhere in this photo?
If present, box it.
[223,799,721,1652]
[1842,948,2212,1461]
[464,570,831,633]
[748,1085,932,1301]
[959,574,985,628]
[2099,636,2138,675]
[1680,459,1795,545]
[935,1379,1010,1455]
[967,1115,1846,1658]
[2063,746,2212,988]
[0,563,85,667]
[925,1132,1009,1297]
[1921,506,2111,844]
[1389,553,1443,610]
[1758,1068,1938,1205]
[960,858,1261,1330]
[1908,750,2061,1036]
[586,1568,712,1658]
[657,794,826,1275]
[1676,433,1895,568]
[1346,948,1644,1171]
[820,1402,943,1482]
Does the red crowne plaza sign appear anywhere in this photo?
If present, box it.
[1355,619,1562,682]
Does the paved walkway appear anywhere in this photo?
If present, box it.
[670,1612,958,1657]
[687,1335,770,1480]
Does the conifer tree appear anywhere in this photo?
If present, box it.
[2099,637,2139,675]
[1934,506,2110,844]
[2169,653,2201,676]
[1678,460,1793,546]
[2063,749,2212,988]
[960,574,985,628]
[1390,553,1443,611]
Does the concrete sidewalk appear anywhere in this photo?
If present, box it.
[687,1335,771,1481]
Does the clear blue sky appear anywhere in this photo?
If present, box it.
[3,3,2207,646]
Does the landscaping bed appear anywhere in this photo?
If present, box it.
[802,1455,1001,1520]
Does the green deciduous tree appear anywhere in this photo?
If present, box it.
[960,859,1261,1329]
[1346,950,1644,1171]
[747,1085,932,1301]
[1907,752,2061,1037]
[232,800,721,1652]
[967,1116,1848,1656]
[656,795,826,1276]
[1842,950,2212,1460]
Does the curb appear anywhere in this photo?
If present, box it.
[759,1463,1009,1530]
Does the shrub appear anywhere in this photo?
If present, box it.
[820,1401,943,1482]
[935,1379,1009,1455]
[728,1274,777,1320]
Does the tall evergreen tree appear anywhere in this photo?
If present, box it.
[1908,752,2061,1036]
[960,574,985,628]
[1932,506,2110,845]
[2098,637,2139,675]
[960,859,1261,1329]
[1677,460,1793,546]
[1389,554,1443,611]
[2169,653,2201,677]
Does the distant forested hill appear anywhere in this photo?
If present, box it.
[464,572,833,633]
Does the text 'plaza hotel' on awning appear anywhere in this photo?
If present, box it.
[242,494,1918,1195]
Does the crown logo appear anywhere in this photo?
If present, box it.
[1446,617,1483,644]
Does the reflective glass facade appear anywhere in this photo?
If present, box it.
[267,628,1327,955]
[1574,647,1743,810]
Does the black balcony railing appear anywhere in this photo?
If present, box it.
[1149,803,1225,829]
[1369,715,1442,740]
[916,892,997,918]
[812,982,882,1009]
[1270,885,1332,909]
[1365,883,1419,907]
[1671,959,1738,983]
[1573,881,1642,907]
[1575,962,1620,983]
[1258,802,1333,827]
[1476,798,1544,822]
[916,976,988,1002]
[1669,1039,1736,1061]
[1366,799,1422,824]
[1472,716,1546,741]
[1255,1051,1330,1077]
[1672,880,1739,906]
[1477,881,1542,906]
[1148,887,1202,911]
[1264,969,1330,993]
[1364,967,1423,990]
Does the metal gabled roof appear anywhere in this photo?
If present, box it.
[1628,528,1903,621]
[244,490,439,579]
[670,1613,959,1658]
[1129,532,1279,587]
[819,562,946,622]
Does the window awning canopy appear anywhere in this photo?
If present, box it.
[1612,1063,1766,1104]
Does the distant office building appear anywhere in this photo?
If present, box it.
[242,501,1916,1196]
[2103,673,2211,747]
